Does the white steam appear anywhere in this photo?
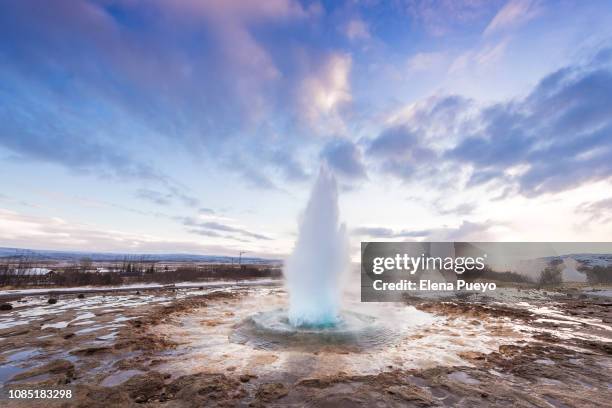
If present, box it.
[284,166,349,327]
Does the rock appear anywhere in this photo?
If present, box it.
[121,371,166,402]
[239,374,253,383]
[77,294,85,299]
[71,346,112,355]
[165,373,244,405]
[386,385,434,406]
[298,377,334,388]
[72,386,134,408]
[0,303,13,310]
[307,394,369,407]
[48,298,58,304]
[255,383,288,402]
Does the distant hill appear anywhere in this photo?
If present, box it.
[0,247,281,265]
[516,253,612,283]
[558,253,612,268]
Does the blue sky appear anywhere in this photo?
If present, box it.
[0,0,611,258]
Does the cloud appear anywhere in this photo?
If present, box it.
[0,0,324,192]
[404,0,499,37]
[385,95,473,142]
[448,38,510,74]
[344,18,371,41]
[0,208,238,255]
[435,202,477,216]
[484,0,541,36]
[0,87,165,183]
[135,189,172,206]
[371,49,612,197]
[180,216,272,241]
[135,186,201,208]
[352,220,495,240]
[407,52,446,72]
[576,197,612,223]
[298,53,352,132]
[321,139,367,180]
[166,186,201,208]
[434,220,495,241]
[352,226,430,238]
[367,125,436,179]
[155,0,313,86]
[269,150,309,182]
[450,65,612,195]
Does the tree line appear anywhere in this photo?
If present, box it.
[0,252,281,287]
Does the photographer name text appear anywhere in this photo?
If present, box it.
[372,279,496,293]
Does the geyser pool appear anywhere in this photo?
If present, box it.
[231,308,398,351]
[283,166,348,327]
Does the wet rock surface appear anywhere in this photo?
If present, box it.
[0,285,610,407]
[0,303,13,311]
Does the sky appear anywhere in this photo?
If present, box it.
[0,0,611,259]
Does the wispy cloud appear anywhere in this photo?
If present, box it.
[179,216,272,241]
[404,0,499,37]
[352,220,497,241]
[407,52,447,72]
[344,18,371,41]
[352,226,430,238]
[448,38,510,74]
[135,189,172,206]
[484,0,541,36]
[577,197,612,224]
[0,208,236,255]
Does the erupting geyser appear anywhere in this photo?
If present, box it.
[284,166,349,327]
[232,166,396,349]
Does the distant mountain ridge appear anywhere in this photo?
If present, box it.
[0,247,281,265]
[539,253,612,268]
[515,253,612,283]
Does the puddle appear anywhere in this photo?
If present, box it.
[71,312,96,322]
[0,349,40,386]
[0,364,23,386]
[0,320,29,330]
[75,326,104,334]
[73,320,97,326]
[112,316,138,323]
[96,332,118,341]
[5,348,40,363]
[41,321,70,330]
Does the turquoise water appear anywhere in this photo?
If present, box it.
[231,308,397,351]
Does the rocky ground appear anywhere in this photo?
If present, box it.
[0,285,610,407]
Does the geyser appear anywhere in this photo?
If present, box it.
[284,166,349,327]
[232,166,400,350]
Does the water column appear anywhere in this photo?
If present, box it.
[284,166,349,327]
